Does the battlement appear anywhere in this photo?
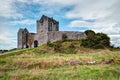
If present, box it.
[37,15,59,34]
[18,15,86,49]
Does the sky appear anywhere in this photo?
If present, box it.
[0,0,120,49]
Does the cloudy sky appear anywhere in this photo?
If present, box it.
[0,0,120,49]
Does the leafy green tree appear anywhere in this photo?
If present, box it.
[96,33,110,47]
[85,30,95,40]
[81,30,110,49]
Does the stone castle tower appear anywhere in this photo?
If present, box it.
[36,15,59,46]
[18,28,29,48]
[18,15,86,49]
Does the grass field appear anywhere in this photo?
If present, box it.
[0,41,120,80]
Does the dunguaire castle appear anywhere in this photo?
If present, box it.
[18,15,86,48]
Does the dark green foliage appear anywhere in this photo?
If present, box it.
[92,44,104,49]
[62,33,68,42]
[69,43,75,49]
[0,60,6,65]
[85,30,95,40]
[33,49,47,54]
[54,41,62,52]
[81,30,110,49]
[96,33,110,47]
[47,40,59,47]
[47,40,54,47]
[47,40,51,46]
[53,41,76,54]
[110,45,114,48]
[68,43,76,54]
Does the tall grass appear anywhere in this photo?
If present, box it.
[0,40,120,80]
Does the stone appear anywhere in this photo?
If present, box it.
[67,60,81,65]
[102,59,114,64]
[87,61,96,65]
[18,15,86,49]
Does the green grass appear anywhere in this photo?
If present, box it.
[0,41,120,80]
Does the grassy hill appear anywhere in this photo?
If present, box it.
[0,41,120,80]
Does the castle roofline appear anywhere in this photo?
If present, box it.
[38,15,59,23]
[24,28,29,32]
[19,28,24,30]
[18,28,24,32]
[29,33,36,35]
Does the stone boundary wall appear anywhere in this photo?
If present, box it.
[47,31,62,42]
[29,33,36,47]
[47,31,86,42]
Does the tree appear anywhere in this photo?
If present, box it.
[85,30,95,40]
[81,30,110,49]
[96,33,110,47]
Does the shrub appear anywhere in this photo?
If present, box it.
[47,40,51,46]
[53,41,62,52]
[81,30,110,49]
[92,44,104,49]
[63,43,76,54]
[69,43,75,49]
[68,43,76,54]
[62,33,68,42]
[47,40,54,47]
[85,30,95,40]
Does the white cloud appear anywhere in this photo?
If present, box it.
[66,0,120,46]
[66,0,117,19]
[30,0,80,6]
[0,34,16,44]
[0,0,120,49]
[109,35,120,47]
[11,19,36,25]
[0,0,23,19]
[69,20,93,28]
[0,27,17,49]
[0,0,36,49]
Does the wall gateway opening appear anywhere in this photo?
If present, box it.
[34,40,38,48]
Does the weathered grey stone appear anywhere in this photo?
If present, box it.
[102,59,114,64]
[18,28,29,48]
[18,15,86,49]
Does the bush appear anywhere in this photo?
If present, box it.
[62,43,76,54]
[47,40,55,47]
[69,43,75,49]
[81,30,110,49]
[53,41,62,52]
[85,30,95,40]
[92,44,104,49]
[68,43,76,54]
[62,33,68,42]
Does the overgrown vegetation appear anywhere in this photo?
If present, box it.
[62,33,68,42]
[81,30,110,49]
[0,34,120,80]
[0,41,120,80]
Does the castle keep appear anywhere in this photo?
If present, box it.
[18,15,86,48]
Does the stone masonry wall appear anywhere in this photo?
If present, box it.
[36,18,49,45]
[47,31,63,42]
[18,30,23,48]
[29,33,36,47]
[18,15,87,48]
[35,33,48,45]
[47,31,86,43]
